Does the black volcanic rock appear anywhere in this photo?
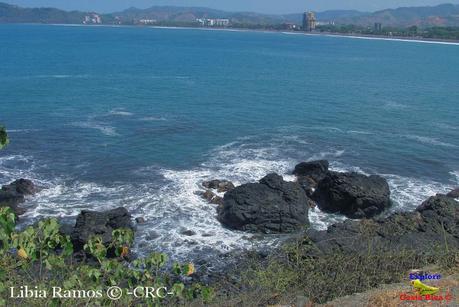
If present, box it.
[202,179,235,193]
[306,195,459,254]
[71,207,134,252]
[447,187,459,198]
[293,160,329,182]
[0,179,36,216]
[218,173,310,234]
[313,171,391,219]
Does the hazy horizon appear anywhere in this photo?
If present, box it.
[2,0,459,14]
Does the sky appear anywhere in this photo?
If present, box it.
[3,0,459,14]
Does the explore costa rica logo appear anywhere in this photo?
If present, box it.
[399,271,454,302]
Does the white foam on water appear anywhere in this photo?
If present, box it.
[403,134,458,148]
[308,207,347,231]
[382,100,408,110]
[4,138,457,261]
[139,116,167,122]
[347,130,374,135]
[7,129,42,133]
[384,174,453,212]
[70,121,119,137]
[0,155,42,186]
[108,109,134,116]
[450,171,459,185]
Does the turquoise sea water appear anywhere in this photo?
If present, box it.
[0,24,458,259]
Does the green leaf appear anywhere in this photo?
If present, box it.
[0,126,9,150]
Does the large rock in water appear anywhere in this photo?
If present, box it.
[306,195,459,255]
[313,171,391,219]
[447,188,459,198]
[293,160,329,182]
[217,173,310,233]
[0,179,36,216]
[71,207,134,252]
[293,160,329,196]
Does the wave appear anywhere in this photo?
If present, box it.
[139,116,167,121]
[384,174,453,212]
[35,74,89,79]
[3,137,456,261]
[383,100,408,110]
[0,155,38,185]
[451,171,459,184]
[7,129,42,133]
[108,109,134,116]
[403,134,458,148]
[347,130,373,135]
[70,121,119,137]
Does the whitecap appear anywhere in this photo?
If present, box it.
[108,110,133,116]
[383,174,453,212]
[70,121,119,137]
[347,130,373,135]
[450,171,459,184]
[383,101,408,110]
[139,116,167,121]
[403,135,457,148]
[309,207,347,231]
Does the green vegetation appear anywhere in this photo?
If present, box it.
[209,237,459,306]
[0,126,8,150]
[0,125,214,306]
[316,24,459,41]
[0,207,214,306]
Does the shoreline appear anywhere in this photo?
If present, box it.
[2,22,459,46]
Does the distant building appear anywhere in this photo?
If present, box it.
[302,11,317,32]
[197,18,230,27]
[139,19,157,25]
[83,13,102,24]
[374,23,382,32]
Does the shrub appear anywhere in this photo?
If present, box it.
[0,207,214,306]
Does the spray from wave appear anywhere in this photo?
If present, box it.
[0,136,456,261]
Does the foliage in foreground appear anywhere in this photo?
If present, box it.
[210,237,459,306]
[0,207,214,306]
[0,126,8,150]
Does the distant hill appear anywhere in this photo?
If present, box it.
[336,3,459,27]
[112,6,369,25]
[1,2,459,27]
[0,3,87,24]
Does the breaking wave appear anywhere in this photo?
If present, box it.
[1,137,456,261]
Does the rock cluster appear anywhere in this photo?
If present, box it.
[216,160,393,234]
[198,179,235,206]
[447,187,459,198]
[307,194,459,254]
[0,179,36,216]
[217,173,311,233]
[312,171,391,219]
[71,207,134,252]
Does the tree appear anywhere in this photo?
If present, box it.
[0,125,8,149]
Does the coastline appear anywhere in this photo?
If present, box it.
[3,22,459,46]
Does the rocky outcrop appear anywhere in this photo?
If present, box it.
[293,160,329,182]
[196,190,223,205]
[71,207,134,252]
[217,173,311,234]
[0,179,36,216]
[307,194,459,255]
[293,160,329,196]
[313,171,391,219]
[202,179,235,193]
[447,187,459,198]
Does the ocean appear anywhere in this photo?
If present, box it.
[0,24,458,261]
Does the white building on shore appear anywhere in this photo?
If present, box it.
[197,18,230,27]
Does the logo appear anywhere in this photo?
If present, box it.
[410,279,439,295]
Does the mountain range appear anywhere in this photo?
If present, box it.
[1,2,459,27]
